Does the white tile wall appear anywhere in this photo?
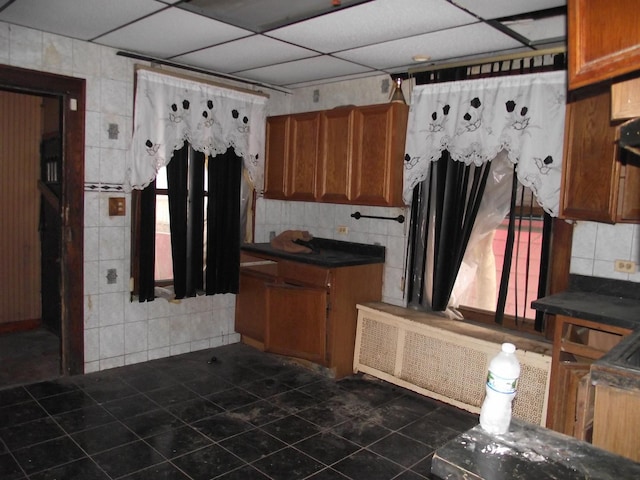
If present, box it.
[255,198,410,306]
[3,21,247,373]
[570,221,640,282]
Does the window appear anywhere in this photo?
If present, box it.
[132,144,243,302]
[153,151,208,286]
[457,197,548,332]
[403,55,567,335]
[127,68,267,302]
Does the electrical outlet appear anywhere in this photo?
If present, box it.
[337,225,348,235]
[614,259,637,273]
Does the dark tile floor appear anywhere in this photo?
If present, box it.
[0,343,478,480]
[0,329,61,388]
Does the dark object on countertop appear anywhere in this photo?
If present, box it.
[242,237,385,268]
[270,230,313,253]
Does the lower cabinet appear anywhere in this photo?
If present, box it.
[235,257,383,378]
[265,283,327,364]
[592,383,640,462]
[546,314,631,439]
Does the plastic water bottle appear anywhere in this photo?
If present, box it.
[479,342,521,434]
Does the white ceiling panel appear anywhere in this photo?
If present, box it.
[336,23,523,71]
[173,35,317,73]
[453,0,566,21]
[0,0,164,40]
[505,15,566,43]
[268,0,477,53]
[237,56,373,87]
[96,7,252,58]
[0,0,567,89]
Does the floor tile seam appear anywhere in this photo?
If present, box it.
[25,382,82,401]
[141,423,216,457]
[382,428,439,450]
[0,441,30,480]
[216,433,289,465]
[247,445,325,479]
[1,407,76,451]
[171,439,252,475]
[0,388,32,409]
[15,440,90,478]
[361,444,434,472]
[50,404,119,436]
[70,418,147,455]
[287,438,366,470]
[2,429,69,453]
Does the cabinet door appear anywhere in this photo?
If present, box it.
[316,107,354,203]
[617,153,640,222]
[568,0,640,90]
[235,269,273,342]
[592,385,640,462]
[264,115,289,199]
[351,103,407,206]
[560,89,620,223]
[287,112,320,201]
[264,283,327,364]
[611,77,640,120]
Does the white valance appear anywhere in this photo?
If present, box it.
[128,68,267,190]
[403,71,566,216]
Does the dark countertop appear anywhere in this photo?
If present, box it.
[241,237,385,268]
[530,291,640,331]
[431,418,640,480]
[531,275,640,389]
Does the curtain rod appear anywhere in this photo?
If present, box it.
[134,65,270,100]
[408,46,566,75]
[119,51,290,96]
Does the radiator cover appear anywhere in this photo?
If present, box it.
[354,303,552,426]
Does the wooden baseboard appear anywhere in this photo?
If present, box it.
[0,318,41,335]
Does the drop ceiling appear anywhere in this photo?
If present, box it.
[0,0,566,90]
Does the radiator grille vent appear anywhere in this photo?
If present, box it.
[354,304,551,426]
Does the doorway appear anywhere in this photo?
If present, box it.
[0,65,85,385]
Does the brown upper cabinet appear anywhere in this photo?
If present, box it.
[560,87,640,223]
[264,102,408,207]
[568,0,640,91]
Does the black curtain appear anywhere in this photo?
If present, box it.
[406,151,492,311]
[136,144,242,301]
[137,181,157,302]
[166,144,206,299]
[206,147,242,294]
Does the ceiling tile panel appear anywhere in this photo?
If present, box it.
[336,23,525,71]
[236,56,373,87]
[453,0,566,20]
[268,0,477,53]
[0,0,567,88]
[505,15,566,43]
[0,0,165,40]
[173,35,318,73]
[96,7,252,58]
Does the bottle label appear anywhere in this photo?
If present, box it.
[486,371,518,394]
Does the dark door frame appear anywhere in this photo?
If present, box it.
[0,64,85,375]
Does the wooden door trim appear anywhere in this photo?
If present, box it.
[0,64,85,375]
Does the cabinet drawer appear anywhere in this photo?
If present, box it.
[278,260,330,288]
